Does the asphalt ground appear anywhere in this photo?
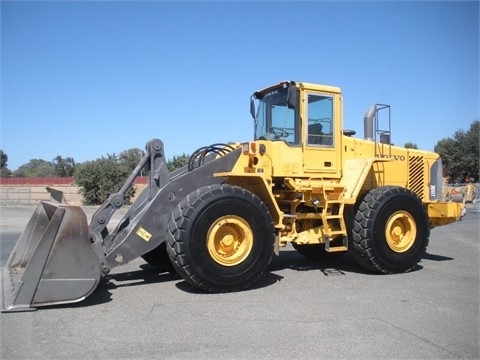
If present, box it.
[0,205,478,360]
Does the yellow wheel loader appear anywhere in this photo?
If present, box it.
[2,81,464,312]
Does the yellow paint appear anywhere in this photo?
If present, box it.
[428,202,464,227]
[213,81,462,250]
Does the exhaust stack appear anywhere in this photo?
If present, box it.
[363,104,391,144]
[364,105,376,141]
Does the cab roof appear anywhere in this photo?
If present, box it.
[253,81,342,97]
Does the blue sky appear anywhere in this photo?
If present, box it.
[1,1,478,171]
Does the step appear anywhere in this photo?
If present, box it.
[325,245,348,253]
[324,235,348,253]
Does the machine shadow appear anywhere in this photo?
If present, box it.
[49,248,433,310]
[269,249,425,276]
[46,265,180,310]
[423,252,454,262]
[270,249,368,274]
[174,249,380,294]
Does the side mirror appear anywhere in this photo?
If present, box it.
[250,96,256,119]
[287,83,297,109]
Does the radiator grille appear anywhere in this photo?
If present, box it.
[409,156,425,199]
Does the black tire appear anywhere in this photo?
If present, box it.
[166,184,275,293]
[350,186,430,273]
[292,243,328,259]
[141,242,176,273]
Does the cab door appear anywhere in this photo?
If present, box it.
[303,92,341,176]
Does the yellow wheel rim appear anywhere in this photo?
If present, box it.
[385,211,417,253]
[206,215,253,266]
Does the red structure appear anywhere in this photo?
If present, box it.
[0,177,148,186]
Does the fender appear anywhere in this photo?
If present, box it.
[341,157,392,204]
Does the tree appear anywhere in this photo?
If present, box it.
[11,155,76,178]
[0,150,11,178]
[74,152,138,205]
[53,155,76,177]
[0,150,7,168]
[12,159,55,178]
[404,142,418,149]
[119,148,144,172]
[167,153,189,172]
[435,120,479,183]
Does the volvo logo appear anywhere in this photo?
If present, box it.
[380,154,406,161]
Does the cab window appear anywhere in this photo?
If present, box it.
[254,86,300,145]
[307,94,334,147]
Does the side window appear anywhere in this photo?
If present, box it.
[307,94,334,147]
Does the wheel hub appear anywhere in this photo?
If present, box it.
[207,215,253,266]
[385,211,417,253]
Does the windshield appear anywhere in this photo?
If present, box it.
[253,86,299,145]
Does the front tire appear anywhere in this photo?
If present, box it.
[350,186,430,273]
[166,184,275,292]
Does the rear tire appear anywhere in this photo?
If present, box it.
[350,186,430,273]
[166,184,275,292]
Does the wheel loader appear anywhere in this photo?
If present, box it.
[2,81,464,312]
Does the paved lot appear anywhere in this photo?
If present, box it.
[0,205,478,359]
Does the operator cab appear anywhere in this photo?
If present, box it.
[251,81,342,175]
[251,81,337,148]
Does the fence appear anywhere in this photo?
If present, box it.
[0,177,148,206]
[0,188,32,205]
[0,177,74,186]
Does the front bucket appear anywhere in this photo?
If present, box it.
[2,202,102,312]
